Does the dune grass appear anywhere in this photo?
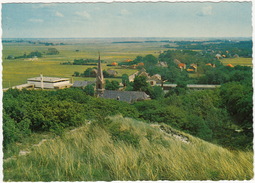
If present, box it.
[3,115,253,181]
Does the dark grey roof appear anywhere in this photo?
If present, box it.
[101,90,150,103]
[72,81,95,88]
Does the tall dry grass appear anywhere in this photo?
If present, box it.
[3,115,253,181]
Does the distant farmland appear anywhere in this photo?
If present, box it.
[2,40,168,88]
[220,57,252,67]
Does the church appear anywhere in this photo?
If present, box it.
[95,55,150,103]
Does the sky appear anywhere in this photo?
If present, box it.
[1,1,252,38]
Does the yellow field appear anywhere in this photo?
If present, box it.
[220,57,253,67]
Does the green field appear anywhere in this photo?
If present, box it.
[221,57,252,67]
[2,40,168,88]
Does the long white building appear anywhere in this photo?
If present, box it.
[27,75,71,89]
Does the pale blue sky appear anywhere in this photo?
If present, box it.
[2,2,252,38]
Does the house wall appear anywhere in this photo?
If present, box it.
[128,71,139,82]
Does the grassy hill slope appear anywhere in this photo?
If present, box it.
[3,115,253,181]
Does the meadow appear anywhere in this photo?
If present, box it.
[220,57,252,66]
[2,39,168,88]
[3,115,253,181]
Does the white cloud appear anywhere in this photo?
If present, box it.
[197,6,213,16]
[28,18,44,23]
[56,11,64,17]
[75,11,91,19]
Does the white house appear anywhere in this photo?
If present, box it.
[27,75,72,89]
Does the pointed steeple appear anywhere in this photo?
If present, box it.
[96,52,105,96]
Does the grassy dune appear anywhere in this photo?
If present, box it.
[3,115,253,181]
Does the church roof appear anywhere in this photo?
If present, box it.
[101,90,150,103]
[72,81,95,88]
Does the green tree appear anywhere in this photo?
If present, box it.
[28,51,42,58]
[220,82,252,129]
[73,71,80,77]
[3,112,21,148]
[174,80,188,95]
[105,80,120,90]
[133,76,149,91]
[133,56,143,64]
[83,68,96,77]
[47,48,59,55]
[84,84,95,96]
[149,86,165,99]
[144,54,157,65]
[121,74,129,87]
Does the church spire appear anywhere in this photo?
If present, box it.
[96,52,105,96]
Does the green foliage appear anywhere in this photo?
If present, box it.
[14,51,43,59]
[47,48,59,55]
[3,88,139,150]
[103,70,115,78]
[83,67,97,77]
[73,59,98,65]
[220,82,253,129]
[83,84,95,96]
[121,74,129,87]
[3,112,21,148]
[134,88,252,150]
[133,76,149,91]
[73,71,80,77]
[198,65,252,84]
[105,80,120,90]
[27,51,42,58]
[143,54,157,66]
[185,115,213,141]
[149,86,165,99]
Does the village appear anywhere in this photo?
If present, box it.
[2,2,253,181]
[3,55,222,102]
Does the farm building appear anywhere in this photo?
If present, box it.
[178,63,186,71]
[148,74,162,86]
[187,64,197,72]
[226,64,234,67]
[106,69,118,77]
[27,75,72,89]
[206,63,216,67]
[111,62,118,66]
[156,61,168,67]
[128,71,139,82]
[125,59,133,62]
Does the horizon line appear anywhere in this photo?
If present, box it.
[2,36,252,39]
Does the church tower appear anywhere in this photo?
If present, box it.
[96,53,105,96]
